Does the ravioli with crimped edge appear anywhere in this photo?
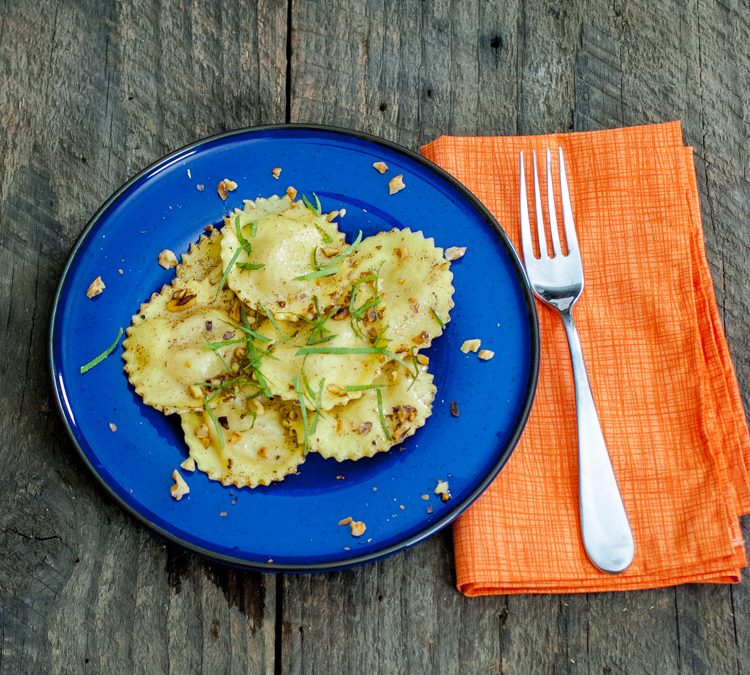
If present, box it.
[220,195,346,320]
[123,190,459,493]
[180,387,304,488]
[122,277,238,414]
[343,228,454,354]
[286,363,436,461]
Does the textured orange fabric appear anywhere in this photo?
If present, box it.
[421,122,750,595]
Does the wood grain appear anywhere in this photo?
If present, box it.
[0,0,286,672]
[0,0,748,673]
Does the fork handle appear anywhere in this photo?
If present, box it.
[560,308,635,573]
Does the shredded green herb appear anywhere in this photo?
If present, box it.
[310,378,325,434]
[250,221,258,237]
[295,346,384,356]
[323,231,362,267]
[294,267,339,281]
[376,389,392,440]
[80,327,123,374]
[302,193,322,216]
[234,215,252,253]
[292,376,310,452]
[215,247,242,298]
[221,319,272,342]
[236,262,265,271]
[204,398,225,449]
[352,296,381,319]
[204,338,246,350]
[213,349,233,373]
[430,307,446,330]
[344,384,388,392]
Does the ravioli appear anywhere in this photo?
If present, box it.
[344,228,454,353]
[253,319,387,410]
[176,227,223,285]
[220,196,345,319]
[181,390,304,488]
[122,277,238,414]
[288,364,436,461]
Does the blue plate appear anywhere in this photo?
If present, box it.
[49,125,539,572]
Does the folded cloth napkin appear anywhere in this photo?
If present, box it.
[421,121,750,595]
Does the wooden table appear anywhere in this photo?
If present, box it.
[2,1,748,672]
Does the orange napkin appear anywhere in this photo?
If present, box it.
[421,121,750,595]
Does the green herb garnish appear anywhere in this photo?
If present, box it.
[292,376,310,452]
[310,378,325,434]
[376,389,392,440]
[215,247,242,298]
[344,384,388,392]
[80,327,123,374]
[323,231,363,267]
[302,193,322,216]
[236,262,265,271]
[294,267,339,281]
[204,399,225,449]
[430,307,445,330]
[234,215,252,253]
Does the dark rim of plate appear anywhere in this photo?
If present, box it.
[48,123,540,573]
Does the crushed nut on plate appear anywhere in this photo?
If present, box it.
[421,494,430,501]
[196,184,205,191]
[445,246,467,261]
[478,349,495,361]
[108,422,117,432]
[117,268,124,275]
[450,401,460,417]
[349,520,366,537]
[158,249,178,269]
[388,174,405,195]
[338,516,353,526]
[170,470,190,501]
[86,276,105,298]
[271,167,282,179]
[372,161,389,174]
[217,178,238,200]
[180,457,196,472]
[434,480,451,502]
[286,186,297,200]
[460,338,481,354]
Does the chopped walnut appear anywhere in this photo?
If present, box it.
[388,174,405,195]
[445,246,467,261]
[170,470,190,501]
[217,178,238,200]
[108,422,117,432]
[349,520,366,537]
[372,161,389,174]
[286,186,297,200]
[187,169,192,179]
[272,167,282,179]
[86,276,105,298]
[426,506,433,514]
[356,421,373,435]
[219,511,227,518]
[460,338,481,354]
[327,383,347,397]
[336,475,346,480]
[421,494,430,501]
[158,249,178,269]
[180,457,196,472]
[450,401,459,417]
[166,288,197,312]
[338,516,353,526]
[478,349,495,361]
[117,268,124,275]
[196,183,205,192]
[434,480,451,502]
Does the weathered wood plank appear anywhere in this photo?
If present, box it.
[0,0,286,672]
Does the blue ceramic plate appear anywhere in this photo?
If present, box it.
[50,125,538,572]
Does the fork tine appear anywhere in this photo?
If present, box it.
[558,147,579,256]
[531,151,548,258]
[546,149,563,257]
[519,151,535,262]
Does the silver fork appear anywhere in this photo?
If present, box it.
[519,148,634,573]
